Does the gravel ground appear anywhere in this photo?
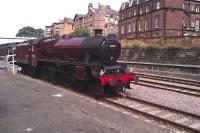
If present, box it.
[128,84,200,116]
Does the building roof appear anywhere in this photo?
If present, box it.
[90,5,118,16]
[0,37,36,45]
[63,17,74,24]
[73,14,86,21]
[105,6,119,16]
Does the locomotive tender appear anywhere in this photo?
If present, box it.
[15,30,137,95]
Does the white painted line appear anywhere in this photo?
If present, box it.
[25,128,33,132]
[175,118,189,124]
[182,90,189,92]
[133,115,139,118]
[52,93,63,98]
[138,107,151,111]
[149,110,162,115]
[189,123,200,129]
[144,119,151,123]
[129,104,141,108]
[160,113,174,119]
[122,101,131,105]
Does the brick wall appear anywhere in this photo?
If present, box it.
[119,47,200,65]
[120,36,200,47]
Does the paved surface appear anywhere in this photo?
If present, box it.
[0,70,169,133]
[0,60,6,69]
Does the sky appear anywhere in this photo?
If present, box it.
[0,0,125,37]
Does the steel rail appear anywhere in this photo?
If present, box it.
[103,96,200,133]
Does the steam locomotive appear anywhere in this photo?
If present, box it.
[14,29,137,96]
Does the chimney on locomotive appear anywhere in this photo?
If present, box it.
[94,29,103,37]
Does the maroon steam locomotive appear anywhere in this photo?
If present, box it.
[14,30,137,96]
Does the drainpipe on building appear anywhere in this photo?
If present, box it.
[163,11,166,38]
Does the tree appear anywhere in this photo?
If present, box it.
[70,28,91,37]
[16,26,44,38]
[51,32,60,38]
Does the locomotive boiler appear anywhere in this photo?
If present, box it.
[15,30,137,96]
[38,30,121,65]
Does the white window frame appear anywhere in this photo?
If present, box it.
[195,19,200,31]
[183,3,186,9]
[196,5,200,12]
[138,20,141,31]
[183,18,186,27]
[129,11,132,18]
[140,7,143,15]
[155,16,160,29]
[121,25,125,34]
[144,19,148,31]
[145,4,150,13]
[133,22,136,32]
[134,9,137,16]
[128,23,131,33]
[156,1,160,10]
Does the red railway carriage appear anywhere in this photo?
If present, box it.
[15,31,137,96]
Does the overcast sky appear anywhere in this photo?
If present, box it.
[0,0,125,37]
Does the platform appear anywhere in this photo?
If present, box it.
[0,70,169,133]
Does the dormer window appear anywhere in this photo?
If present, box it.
[145,4,150,13]
[156,0,161,9]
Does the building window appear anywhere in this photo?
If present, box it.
[195,5,200,12]
[190,6,194,12]
[133,9,137,16]
[128,23,131,33]
[155,16,160,29]
[191,21,195,28]
[183,18,186,27]
[156,0,161,9]
[121,25,125,34]
[144,19,149,31]
[133,22,136,32]
[129,11,132,17]
[195,19,200,31]
[122,13,124,20]
[145,4,150,13]
[183,3,186,10]
[140,7,143,15]
[138,20,141,31]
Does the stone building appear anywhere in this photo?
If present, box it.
[74,3,119,36]
[44,17,74,37]
[119,0,200,39]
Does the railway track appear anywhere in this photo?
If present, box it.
[134,73,200,97]
[104,95,200,133]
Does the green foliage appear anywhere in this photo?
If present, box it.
[51,33,60,38]
[16,26,44,38]
[70,28,91,37]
